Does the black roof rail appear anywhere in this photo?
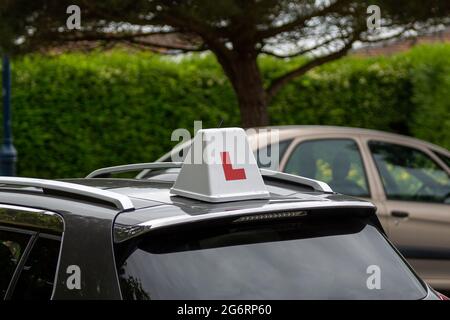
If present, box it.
[86,162,333,193]
[86,162,182,178]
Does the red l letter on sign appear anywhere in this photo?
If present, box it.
[221,152,247,181]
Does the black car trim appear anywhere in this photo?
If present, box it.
[399,246,450,260]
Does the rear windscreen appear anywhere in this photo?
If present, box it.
[115,216,426,300]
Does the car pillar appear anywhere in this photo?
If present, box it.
[0,55,17,176]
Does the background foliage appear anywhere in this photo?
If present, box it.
[1,43,449,178]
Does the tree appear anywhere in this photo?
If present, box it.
[1,0,449,127]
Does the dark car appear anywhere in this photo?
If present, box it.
[0,164,442,300]
[0,128,446,300]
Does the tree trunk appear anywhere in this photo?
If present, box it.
[217,51,269,128]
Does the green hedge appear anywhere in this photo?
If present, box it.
[1,44,449,178]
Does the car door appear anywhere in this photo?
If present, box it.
[279,135,392,230]
[0,204,63,300]
[366,140,450,290]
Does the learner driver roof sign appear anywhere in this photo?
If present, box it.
[170,128,270,202]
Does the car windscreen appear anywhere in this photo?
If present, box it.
[115,216,426,300]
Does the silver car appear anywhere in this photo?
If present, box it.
[158,125,450,290]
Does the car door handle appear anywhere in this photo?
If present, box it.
[391,211,409,218]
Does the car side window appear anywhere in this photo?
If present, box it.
[369,141,450,203]
[11,236,61,300]
[256,139,292,168]
[0,229,31,299]
[284,139,369,197]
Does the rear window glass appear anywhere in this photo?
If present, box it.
[11,236,61,300]
[0,229,31,298]
[116,217,426,300]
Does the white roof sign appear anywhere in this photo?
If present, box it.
[170,128,270,202]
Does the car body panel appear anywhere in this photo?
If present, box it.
[0,191,123,300]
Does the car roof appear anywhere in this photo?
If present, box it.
[254,125,449,154]
[64,176,368,209]
[58,175,374,241]
[0,165,375,243]
[159,125,449,162]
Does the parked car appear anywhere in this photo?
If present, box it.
[156,126,450,290]
[0,128,445,300]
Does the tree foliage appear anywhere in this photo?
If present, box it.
[1,1,449,126]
